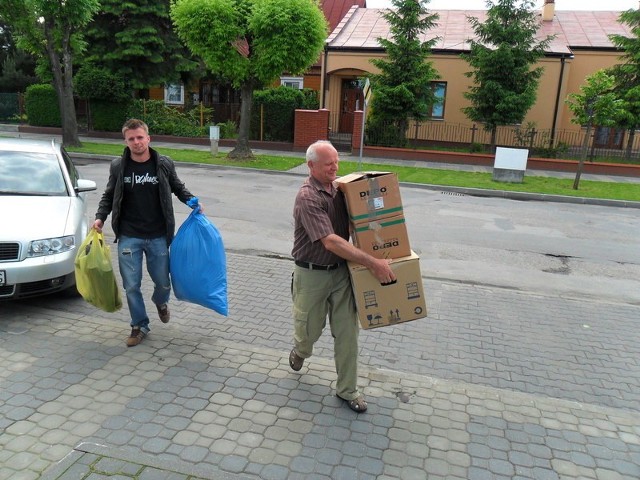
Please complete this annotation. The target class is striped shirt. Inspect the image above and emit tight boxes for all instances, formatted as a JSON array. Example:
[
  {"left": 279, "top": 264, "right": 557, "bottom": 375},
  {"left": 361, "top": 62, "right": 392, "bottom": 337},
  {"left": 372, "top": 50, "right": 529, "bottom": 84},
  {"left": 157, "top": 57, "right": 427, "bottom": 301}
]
[{"left": 292, "top": 175, "right": 350, "bottom": 265}]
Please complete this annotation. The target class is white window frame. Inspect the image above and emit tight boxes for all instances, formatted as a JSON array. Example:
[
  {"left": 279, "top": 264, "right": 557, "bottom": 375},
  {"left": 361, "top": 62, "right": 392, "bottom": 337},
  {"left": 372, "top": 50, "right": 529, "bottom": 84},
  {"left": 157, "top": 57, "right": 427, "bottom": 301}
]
[
  {"left": 280, "top": 77, "right": 304, "bottom": 89},
  {"left": 164, "top": 83, "right": 185, "bottom": 105}
]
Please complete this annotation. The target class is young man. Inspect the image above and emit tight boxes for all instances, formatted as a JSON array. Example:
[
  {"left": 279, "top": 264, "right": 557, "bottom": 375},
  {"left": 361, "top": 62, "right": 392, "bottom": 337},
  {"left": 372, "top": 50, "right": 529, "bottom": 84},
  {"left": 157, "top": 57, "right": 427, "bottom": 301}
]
[
  {"left": 93, "top": 118, "right": 201, "bottom": 347},
  {"left": 290, "top": 140, "right": 396, "bottom": 413}
]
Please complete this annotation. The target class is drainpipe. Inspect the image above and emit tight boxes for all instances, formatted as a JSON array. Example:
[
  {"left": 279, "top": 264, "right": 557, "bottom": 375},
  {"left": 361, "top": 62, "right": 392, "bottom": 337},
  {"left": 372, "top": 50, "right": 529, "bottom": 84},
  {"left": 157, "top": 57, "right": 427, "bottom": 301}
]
[
  {"left": 550, "top": 54, "right": 567, "bottom": 148},
  {"left": 321, "top": 44, "right": 328, "bottom": 109}
]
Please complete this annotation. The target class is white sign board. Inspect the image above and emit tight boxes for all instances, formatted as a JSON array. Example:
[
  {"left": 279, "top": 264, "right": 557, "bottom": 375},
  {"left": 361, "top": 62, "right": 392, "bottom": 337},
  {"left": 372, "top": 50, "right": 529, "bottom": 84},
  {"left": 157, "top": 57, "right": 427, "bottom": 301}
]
[{"left": 494, "top": 147, "right": 528, "bottom": 171}]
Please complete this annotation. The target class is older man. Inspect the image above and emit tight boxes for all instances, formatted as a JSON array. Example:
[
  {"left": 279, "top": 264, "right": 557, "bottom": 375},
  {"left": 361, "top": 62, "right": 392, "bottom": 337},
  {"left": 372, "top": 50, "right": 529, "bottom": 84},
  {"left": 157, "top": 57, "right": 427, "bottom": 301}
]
[{"left": 289, "top": 140, "right": 396, "bottom": 413}]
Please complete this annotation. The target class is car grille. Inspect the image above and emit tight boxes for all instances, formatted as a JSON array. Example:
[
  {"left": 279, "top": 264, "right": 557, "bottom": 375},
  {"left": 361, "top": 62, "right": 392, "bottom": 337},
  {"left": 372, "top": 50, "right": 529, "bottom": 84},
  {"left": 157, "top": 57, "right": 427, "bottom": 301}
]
[
  {"left": 0, "top": 242, "right": 20, "bottom": 261},
  {"left": 0, "top": 284, "right": 15, "bottom": 297},
  {"left": 0, "top": 276, "right": 68, "bottom": 299}
]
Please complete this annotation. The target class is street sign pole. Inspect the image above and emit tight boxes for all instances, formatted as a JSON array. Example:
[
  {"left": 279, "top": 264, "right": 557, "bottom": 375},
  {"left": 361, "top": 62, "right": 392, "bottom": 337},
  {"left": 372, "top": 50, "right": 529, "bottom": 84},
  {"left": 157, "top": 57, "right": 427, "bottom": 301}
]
[{"left": 359, "top": 78, "right": 371, "bottom": 172}]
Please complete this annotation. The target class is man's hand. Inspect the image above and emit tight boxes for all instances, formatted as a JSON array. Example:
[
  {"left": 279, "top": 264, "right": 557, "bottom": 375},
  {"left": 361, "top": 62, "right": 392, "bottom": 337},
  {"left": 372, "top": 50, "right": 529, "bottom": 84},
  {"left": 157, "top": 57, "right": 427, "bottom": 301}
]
[
  {"left": 368, "top": 257, "right": 396, "bottom": 285},
  {"left": 92, "top": 219, "right": 103, "bottom": 233}
]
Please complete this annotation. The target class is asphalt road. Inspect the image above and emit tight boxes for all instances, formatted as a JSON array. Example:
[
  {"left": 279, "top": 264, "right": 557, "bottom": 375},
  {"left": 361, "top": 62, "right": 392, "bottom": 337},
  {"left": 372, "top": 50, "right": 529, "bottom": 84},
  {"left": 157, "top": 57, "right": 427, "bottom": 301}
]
[{"left": 76, "top": 159, "right": 640, "bottom": 306}]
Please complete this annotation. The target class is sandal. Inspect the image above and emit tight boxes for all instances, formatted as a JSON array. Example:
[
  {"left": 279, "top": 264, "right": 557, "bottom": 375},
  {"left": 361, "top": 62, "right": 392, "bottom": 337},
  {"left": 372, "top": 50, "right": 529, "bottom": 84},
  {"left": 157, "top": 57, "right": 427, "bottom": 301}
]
[
  {"left": 289, "top": 349, "right": 304, "bottom": 371},
  {"left": 337, "top": 394, "right": 368, "bottom": 413}
]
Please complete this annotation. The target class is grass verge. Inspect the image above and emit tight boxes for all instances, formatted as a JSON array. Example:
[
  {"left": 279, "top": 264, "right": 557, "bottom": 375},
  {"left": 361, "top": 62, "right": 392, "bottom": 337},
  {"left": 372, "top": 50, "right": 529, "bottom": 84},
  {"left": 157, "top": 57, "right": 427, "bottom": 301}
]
[{"left": 68, "top": 142, "right": 640, "bottom": 202}]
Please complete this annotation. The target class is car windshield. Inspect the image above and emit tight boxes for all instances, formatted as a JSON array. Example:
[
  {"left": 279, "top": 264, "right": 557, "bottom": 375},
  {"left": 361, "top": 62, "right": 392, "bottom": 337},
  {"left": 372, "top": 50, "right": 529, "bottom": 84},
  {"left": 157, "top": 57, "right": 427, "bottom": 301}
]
[{"left": 0, "top": 151, "right": 67, "bottom": 196}]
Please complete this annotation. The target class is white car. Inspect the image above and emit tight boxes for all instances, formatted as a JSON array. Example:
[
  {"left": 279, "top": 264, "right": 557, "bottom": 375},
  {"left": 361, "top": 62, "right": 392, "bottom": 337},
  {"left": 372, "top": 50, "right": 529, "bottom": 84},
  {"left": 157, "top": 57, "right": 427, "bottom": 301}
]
[{"left": 0, "top": 137, "right": 97, "bottom": 299}]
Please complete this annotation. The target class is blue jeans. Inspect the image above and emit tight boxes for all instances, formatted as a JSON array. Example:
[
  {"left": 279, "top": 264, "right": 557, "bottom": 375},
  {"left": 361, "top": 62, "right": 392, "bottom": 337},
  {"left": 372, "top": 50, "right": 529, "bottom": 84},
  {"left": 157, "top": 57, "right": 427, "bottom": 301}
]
[{"left": 117, "top": 235, "right": 171, "bottom": 333}]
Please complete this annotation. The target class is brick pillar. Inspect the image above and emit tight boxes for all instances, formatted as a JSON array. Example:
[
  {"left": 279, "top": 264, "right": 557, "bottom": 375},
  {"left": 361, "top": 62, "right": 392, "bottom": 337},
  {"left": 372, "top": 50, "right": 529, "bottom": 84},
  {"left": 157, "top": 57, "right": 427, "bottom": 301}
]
[
  {"left": 294, "top": 109, "right": 330, "bottom": 150},
  {"left": 352, "top": 110, "right": 364, "bottom": 150}
]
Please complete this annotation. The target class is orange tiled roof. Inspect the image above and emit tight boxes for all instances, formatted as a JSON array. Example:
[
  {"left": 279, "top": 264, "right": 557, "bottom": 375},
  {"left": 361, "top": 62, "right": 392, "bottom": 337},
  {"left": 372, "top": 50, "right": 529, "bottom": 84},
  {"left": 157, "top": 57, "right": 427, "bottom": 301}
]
[
  {"left": 321, "top": 0, "right": 367, "bottom": 32},
  {"left": 327, "top": 8, "right": 633, "bottom": 55}
]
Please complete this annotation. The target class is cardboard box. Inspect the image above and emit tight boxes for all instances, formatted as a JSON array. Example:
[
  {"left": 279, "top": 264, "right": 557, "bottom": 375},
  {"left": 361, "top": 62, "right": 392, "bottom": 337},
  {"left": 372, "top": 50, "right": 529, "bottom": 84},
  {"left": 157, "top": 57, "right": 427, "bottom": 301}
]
[
  {"left": 336, "top": 171, "right": 403, "bottom": 223},
  {"left": 352, "top": 214, "right": 411, "bottom": 259},
  {"left": 348, "top": 251, "right": 427, "bottom": 329}
]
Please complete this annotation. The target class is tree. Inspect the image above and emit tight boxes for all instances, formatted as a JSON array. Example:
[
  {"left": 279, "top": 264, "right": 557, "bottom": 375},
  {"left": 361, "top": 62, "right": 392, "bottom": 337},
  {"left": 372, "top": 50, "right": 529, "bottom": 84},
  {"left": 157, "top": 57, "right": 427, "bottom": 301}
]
[
  {"left": 0, "top": 0, "right": 99, "bottom": 146},
  {"left": 566, "top": 70, "right": 623, "bottom": 190},
  {"left": 0, "top": 22, "right": 38, "bottom": 92},
  {"left": 608, "top": 8, "right": 640, "bottom": 160},
  {"left": 83, "top": 0, "right": 198, "bottom": 92},
  {"left": 171, "top": 0, "right": 327, "bottom": 159},
  {"left": 462, "top": 0, "right": 553, "bottom": 152},
  {"left": 367, "top": 0, "right": 440, "bottom": 148}
]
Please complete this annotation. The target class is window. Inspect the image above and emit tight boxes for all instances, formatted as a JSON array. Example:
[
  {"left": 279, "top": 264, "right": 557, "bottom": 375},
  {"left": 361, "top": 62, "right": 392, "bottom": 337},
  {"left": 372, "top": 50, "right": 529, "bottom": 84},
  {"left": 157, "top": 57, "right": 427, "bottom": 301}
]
[
  {"left": 280, "top": 77, "right": 303, "bottom": 89},
  {"left": 430, "top": 82, "right": 446, "bottom": 119},
  {"left": 164, "top": 83, "right": 184, "bottom": 105}
]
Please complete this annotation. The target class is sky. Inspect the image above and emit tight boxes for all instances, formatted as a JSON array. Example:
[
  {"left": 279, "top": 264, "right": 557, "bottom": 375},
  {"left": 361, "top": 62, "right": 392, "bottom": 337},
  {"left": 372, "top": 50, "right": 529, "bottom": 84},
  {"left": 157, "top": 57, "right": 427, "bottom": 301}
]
[{"left": 365, "top": 0, "right": 638, "bottom": 10}]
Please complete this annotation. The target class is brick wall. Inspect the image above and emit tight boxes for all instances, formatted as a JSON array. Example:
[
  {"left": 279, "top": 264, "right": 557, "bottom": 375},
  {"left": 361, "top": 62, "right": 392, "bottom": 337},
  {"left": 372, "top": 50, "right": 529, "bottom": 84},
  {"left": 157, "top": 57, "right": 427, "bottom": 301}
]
[
  {"left": 293, "top": 109, "right": 330, "bottom": 150},
  {"left": 352, "top": 110, "right": 364, "bottom": 150}
]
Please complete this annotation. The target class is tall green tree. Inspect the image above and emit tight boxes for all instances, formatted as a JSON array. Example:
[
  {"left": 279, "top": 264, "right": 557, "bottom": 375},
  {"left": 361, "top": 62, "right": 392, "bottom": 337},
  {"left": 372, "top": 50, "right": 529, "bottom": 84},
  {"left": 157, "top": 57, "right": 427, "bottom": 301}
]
[
  {"left": 83, "top": 0, "right": 198, "bottom": 92},
  {"left": 171, "top": 0, "right": 327, "bottom": 159},
  {"left": 368, "top": 0, "right": 440, "bottom": 147},
  {"left": 462, "top": 0, "right": 553, "bottom": 152},
  {"left": 608, "top": 8, "right": 640, "bottom": 160},
  {"left": 0, "top": 22, "right": 38, "bottom": 92},
  {"left": 0, "top": 0, "right": 99, "bottom": 146},
  {"left": 566, "top": 70, "right": 623, "bottom": 190}
]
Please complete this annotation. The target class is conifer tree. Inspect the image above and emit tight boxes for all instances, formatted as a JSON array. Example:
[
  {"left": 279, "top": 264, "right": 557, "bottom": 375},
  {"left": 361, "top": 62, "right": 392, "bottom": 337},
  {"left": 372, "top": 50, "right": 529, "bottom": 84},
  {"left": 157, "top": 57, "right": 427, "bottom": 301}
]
[
  {"left": 608, "top": 8, "right": 640, "bottom": 160},
  {"left": 83, "top": 0, "right": 198, "bottom": 91},
  {"left": 368, "top": 0, "right": 440, "bottom": 147},
  {"left": 462, "top": 0, "right": 553, "bottom": 152}
]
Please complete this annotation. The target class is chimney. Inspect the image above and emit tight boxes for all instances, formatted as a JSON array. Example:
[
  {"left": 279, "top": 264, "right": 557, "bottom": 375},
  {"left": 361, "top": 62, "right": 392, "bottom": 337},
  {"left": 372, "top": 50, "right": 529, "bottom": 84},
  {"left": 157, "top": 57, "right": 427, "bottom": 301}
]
[{"left": 542, "top": 0, "right": 555, "bottom": 22}]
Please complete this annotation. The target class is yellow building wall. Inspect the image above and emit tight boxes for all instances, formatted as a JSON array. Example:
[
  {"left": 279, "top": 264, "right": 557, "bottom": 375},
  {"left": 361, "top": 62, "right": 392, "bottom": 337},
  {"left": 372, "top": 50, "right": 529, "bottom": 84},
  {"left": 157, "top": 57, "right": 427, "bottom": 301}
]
[{"left": 322, "top": 48, "right": 622, "bottom": 141}]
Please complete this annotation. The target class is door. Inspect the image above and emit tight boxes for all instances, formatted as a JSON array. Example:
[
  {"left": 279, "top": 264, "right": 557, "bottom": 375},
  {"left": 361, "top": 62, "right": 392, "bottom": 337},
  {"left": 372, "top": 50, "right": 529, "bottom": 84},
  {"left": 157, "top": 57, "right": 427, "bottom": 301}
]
[{"left": 338, "top": 79, "right": 364, "bottom": 134}]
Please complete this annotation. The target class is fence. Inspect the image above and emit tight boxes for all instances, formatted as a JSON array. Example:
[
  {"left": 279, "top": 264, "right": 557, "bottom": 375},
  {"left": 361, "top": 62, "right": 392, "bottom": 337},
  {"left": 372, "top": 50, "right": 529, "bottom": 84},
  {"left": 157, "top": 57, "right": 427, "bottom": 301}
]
[{"left": 366, "top": 119, "right": 640, "bottom": 163}]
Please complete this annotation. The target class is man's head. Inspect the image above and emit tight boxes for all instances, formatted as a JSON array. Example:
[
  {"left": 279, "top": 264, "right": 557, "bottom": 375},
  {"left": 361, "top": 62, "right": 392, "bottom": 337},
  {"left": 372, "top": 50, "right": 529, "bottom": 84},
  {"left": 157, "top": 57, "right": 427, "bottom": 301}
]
[
  {"left": 122, "top": 118, "right": 151, "bottom": 160},
  {"left": 306, "top": 140, "right": 339, "bottom": 187},
  {"left": 122, "top": 118, "right": 149, "bottom": 136}
]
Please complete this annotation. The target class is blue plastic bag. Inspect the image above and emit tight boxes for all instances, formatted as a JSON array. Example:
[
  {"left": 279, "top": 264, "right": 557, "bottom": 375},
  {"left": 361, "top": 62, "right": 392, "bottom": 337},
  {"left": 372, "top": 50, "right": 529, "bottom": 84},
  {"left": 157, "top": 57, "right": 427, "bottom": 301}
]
[{"left": 170, "top": 197, "right": 228, "bottom": 316}]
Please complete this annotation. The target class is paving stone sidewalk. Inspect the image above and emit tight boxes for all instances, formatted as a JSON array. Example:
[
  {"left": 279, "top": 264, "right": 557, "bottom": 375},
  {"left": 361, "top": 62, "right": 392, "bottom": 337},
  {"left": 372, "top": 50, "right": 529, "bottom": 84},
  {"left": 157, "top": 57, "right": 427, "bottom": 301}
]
[{"left": 1, "top": 253, "right": 639, "bottom": 480}]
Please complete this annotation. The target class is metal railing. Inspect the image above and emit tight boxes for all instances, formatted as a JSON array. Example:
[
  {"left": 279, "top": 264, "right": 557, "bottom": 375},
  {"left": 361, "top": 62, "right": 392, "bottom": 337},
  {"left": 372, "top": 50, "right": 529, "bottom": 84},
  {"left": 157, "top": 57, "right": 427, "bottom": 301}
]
[{"left": 366, "top": 119, "right": 640, "bottom": 163}]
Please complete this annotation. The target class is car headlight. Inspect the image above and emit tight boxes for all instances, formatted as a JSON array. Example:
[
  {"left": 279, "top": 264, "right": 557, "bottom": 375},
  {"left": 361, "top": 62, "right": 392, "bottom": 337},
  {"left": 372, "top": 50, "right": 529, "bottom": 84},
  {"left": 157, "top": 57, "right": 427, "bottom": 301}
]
[{"left": 28, "top": 236, "right": 75, "bottom": 257}]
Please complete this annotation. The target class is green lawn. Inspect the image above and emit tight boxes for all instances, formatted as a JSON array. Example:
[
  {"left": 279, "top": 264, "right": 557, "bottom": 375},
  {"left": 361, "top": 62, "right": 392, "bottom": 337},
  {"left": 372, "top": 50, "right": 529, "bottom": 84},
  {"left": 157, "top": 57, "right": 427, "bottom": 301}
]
[{"left": 68, "top": 142, "right": 640, "bottom": 203}]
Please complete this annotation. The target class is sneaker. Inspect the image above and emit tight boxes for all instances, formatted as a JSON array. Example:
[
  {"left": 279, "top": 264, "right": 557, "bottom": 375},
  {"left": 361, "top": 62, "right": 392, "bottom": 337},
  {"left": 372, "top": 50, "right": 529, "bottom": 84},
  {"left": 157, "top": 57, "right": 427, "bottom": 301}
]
[
  {"left": 126, "top": 327, "right": 146, "bottom": 347},
  {"left": 157, "top": 303, "right": 170, "bottom": 324}
]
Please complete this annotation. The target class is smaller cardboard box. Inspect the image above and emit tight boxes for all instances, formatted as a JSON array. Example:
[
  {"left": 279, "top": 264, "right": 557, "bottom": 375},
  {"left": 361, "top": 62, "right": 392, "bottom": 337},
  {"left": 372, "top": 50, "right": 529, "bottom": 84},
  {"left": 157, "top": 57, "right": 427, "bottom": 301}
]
[
  {"left": 348, "top": 251, "right": 427, "bottom": 330},
  {"left": 352, "top": 214, "right": 411, "bottom": 260},
  {"left": 336, "top": 171, "right": 403, "bottom": 223}
]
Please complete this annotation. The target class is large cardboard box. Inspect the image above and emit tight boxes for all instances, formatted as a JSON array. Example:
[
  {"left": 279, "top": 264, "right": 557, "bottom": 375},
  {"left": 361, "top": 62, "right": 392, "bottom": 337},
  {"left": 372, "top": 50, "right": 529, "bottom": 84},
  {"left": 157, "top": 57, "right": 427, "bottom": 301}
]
[
  {"left": 352, "top": 214, "right": 411, "bottom": 259},
  {"left": 348, "top": 251, "right": 427, "bottom": 330},
  {"left": 336, "top": 171, "right": 403, "bottom": 223}
]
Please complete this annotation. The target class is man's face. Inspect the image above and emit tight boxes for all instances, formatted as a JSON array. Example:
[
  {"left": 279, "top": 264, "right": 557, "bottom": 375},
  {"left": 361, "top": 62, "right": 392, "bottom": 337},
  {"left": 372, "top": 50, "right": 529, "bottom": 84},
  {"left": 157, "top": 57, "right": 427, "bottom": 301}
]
[
  {"left": 309, "top": 145, "right": 339, "bottom": 185},
  {"left": 124, "top": 127, "right": 151, "bottom": 157}
]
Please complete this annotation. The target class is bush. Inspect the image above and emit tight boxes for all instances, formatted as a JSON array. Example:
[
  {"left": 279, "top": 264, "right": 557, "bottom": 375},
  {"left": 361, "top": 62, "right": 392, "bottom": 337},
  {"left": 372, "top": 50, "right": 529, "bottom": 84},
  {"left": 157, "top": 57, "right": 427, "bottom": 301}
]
[
  {"left": 469, "top": 142, "right": 486, "bottom": 153},
  {"left": 251, "top": 86, "right": 312, "bottom": 142},
  {"left": 0, "top": 93, "right": 20, "bottom": 121},
  {"left": 91, "top": 100, "right": 132, "bottom": 132},
  {"left": 218, "top": 120, "right": 237, "bottom": 139},
  {"left": 74, "top": 65, "right": 129, "bottom": 102},
  {"left": 24, "top": 84, "right": 61, "bottom": 127},
  {"left": 126, "top": 99, "right": 208, "bottom": 137}
]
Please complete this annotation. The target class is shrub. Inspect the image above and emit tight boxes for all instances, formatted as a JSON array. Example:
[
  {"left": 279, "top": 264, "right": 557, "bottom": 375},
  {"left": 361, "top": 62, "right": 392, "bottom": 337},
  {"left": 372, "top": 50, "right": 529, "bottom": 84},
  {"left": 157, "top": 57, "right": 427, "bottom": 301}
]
[
  {"left": 251, "top": 86, "right": 310, "bottom": 142},
  {"left": 218, "top": 120, "right": 238, "bottom": 139},
  {"left": 24, "top": 84, "right": 61, "bottom": 127},
  {"left": 126, "top": 99, "right": 208, "bottom": 137},
  {"left": 91, "top": 100, "right": 131, "bottom": 132}
]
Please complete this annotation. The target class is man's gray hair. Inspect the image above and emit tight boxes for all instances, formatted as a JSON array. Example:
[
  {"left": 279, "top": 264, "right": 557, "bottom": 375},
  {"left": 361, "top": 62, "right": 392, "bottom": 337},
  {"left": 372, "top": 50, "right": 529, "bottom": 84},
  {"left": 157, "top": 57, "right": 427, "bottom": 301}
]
[{"left": 306, "top": 140, "right": 334, "bottom": 163}]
